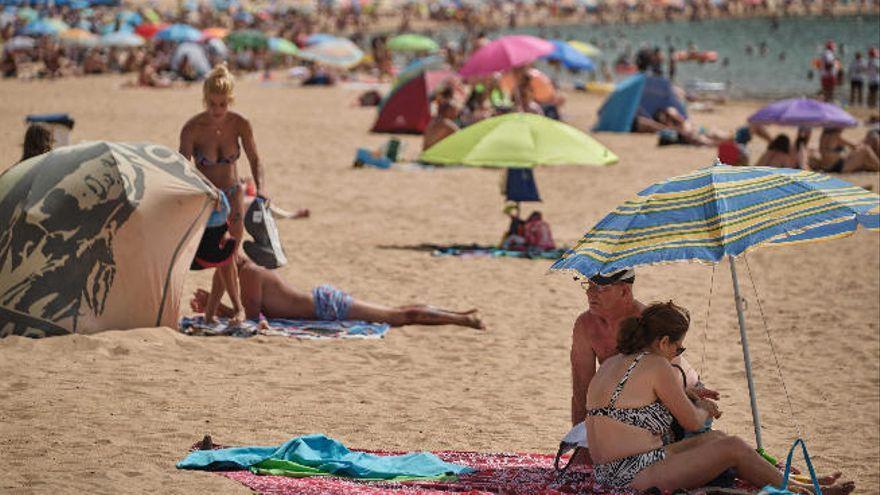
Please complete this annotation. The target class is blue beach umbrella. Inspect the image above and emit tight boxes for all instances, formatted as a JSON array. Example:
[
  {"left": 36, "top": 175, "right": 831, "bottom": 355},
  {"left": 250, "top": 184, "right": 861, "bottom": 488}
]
[
  {"left": 22, "top": 18, "right": 69, "bottom": 36},
  {"left": 155, "top": 23, "right": 201, "bottom": 43},
  {"left": 305, "top": 32, "right": 336, "bottom": 45},
  {"left": 545, "top": 39, "right": 594, "bottom": 71},
  {"left": 551, "top": 164, "right": 879, "bottom": 452},
  {"left": 99, "top": 30, "right": 144, "bottom": 47}
]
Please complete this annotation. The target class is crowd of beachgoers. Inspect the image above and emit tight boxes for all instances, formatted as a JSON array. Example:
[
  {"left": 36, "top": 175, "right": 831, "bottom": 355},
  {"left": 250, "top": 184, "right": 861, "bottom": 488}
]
[{"left": 1, "top": 0, "right": 878, "bottom": 85}]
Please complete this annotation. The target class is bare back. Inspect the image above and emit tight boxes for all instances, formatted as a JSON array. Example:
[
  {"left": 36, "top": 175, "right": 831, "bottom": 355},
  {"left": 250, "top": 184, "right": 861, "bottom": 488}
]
[
  {"left": 236, "top": 261, "right": 314, "bottom": 320},
  {"left": 585, "top": 353, "right": 667, "bottom": 462}
]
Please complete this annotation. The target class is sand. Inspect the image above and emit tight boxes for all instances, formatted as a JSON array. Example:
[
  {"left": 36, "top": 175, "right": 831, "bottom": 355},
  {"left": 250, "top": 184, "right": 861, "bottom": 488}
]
[{"left": 0, "top": 73, "right": 878, "bottom": 494}]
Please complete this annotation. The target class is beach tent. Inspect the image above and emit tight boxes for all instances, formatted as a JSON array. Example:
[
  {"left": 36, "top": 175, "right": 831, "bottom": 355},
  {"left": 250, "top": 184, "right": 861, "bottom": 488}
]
[
  {"left": 0, "top": 142, "right": 217, "bottom": 338},
  {"left": 371, "top": 70, "right": 454, "bottom": 134},
  {"left": 593, "top": 73, "right": 687, "bottom": 132}
]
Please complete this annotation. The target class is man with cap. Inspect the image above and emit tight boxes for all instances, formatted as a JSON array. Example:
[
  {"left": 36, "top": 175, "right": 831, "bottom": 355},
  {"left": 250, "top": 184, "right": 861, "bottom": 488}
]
[{"left": 568, "top": 269, "right": 719, "bottom": 462}]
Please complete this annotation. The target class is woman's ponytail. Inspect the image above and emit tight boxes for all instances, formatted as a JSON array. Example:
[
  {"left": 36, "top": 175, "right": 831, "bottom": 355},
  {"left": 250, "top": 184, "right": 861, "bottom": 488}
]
[{"left": 616, "top": 301, "right": 690, "bottom": 355}]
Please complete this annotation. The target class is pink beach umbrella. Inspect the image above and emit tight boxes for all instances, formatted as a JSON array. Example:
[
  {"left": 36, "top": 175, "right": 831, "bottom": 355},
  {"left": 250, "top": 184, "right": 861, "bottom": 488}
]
[{"left": 459, "top": 35, "right": 554, "bottom": 78}]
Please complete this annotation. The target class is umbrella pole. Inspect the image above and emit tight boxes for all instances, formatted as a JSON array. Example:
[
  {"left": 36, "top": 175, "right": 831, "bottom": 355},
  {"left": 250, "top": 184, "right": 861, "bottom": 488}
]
[{"left": 728, "top": 255, "right": 763, "bottom": 451}]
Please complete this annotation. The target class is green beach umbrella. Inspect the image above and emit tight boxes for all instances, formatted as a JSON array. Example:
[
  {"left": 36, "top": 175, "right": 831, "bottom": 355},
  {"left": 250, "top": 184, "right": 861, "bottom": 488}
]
[
  {"left": 419, "top": 113, "right": 618, "bottom": 168},
  {"left": 387, "top": 34, "right": 439, "bottom": 53},
  {"left": 225, "top": 30, "right": 268, "bottom": 50},
  {"left": 268, "top": 37, "right": 300, "bottom": 56}
]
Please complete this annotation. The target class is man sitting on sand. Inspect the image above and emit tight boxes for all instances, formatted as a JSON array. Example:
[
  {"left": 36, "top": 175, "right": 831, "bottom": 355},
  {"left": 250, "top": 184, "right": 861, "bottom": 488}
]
[
  {"left": 569, "top": 269, "right": 718, "bottom": 460},
  {"left": 191, "top": 255, "right": 484, "bottom": 330},
  {"left": 422, "top": 101, "right": 461, "bottom": 151}
]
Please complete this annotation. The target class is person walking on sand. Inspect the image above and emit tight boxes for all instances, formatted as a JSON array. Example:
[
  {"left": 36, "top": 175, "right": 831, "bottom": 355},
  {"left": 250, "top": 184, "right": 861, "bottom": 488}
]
[
  {"left": 190, "top": 256, "right": 485, "bottom": 330},
  {"left": 180, "top": 64, "right": 268, "bottom": 324}
]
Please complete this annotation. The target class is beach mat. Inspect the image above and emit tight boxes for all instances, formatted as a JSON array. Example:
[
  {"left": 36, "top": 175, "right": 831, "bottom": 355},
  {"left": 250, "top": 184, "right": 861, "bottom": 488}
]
[
  {"left": 429, "top": 244, "right": 566, "bottom": 260},
  {"left": 179, "top": 316, "right": 390, "bottom": 340},
  {"left": 211, "top": 448, "right": 606, "bottom": 495},
  {"left": 189, "top": 440, "right": 757, "bottom": 495}
]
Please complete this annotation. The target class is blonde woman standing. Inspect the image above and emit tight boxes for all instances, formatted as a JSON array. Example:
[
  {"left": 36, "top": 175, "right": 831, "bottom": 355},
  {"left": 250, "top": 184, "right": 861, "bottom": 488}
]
[{"left": 180, "top": 64, "right": 268, "bottom": 324}]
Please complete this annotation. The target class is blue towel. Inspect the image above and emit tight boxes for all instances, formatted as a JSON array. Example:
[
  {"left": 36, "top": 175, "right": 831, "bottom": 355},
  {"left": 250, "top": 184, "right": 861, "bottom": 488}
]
[{"left": 177, "top": 434, "right": 475, "bottom": 479}]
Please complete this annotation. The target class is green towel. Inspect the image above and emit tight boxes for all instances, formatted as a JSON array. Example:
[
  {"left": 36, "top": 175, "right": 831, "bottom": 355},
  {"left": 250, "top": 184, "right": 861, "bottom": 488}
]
[{"left": 250, "top": 458, "right": 459, "bottom": 482}]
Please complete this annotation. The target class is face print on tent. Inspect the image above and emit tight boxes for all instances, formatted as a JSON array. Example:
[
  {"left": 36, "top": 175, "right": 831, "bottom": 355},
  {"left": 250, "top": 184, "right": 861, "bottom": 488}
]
[{"left": 0, "top": 142, "right": 216, "bottom": 338}]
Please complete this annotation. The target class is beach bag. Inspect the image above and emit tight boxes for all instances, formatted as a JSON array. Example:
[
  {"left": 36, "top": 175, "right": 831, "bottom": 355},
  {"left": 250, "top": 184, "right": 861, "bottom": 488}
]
[
  {"left": 758, "top": 439, "right": 823, "bottom": 495},
  {"left": 243, "top": 197, "right": 288, "bottom": 269},
  {"left": 554, "top": 421, "right": 588, "bottom": 475}
]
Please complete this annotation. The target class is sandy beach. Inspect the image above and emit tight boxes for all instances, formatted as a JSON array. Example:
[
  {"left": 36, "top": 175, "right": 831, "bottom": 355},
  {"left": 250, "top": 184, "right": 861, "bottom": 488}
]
[{"left": 0, "top": 74, "right": 878, "bottom": 494}]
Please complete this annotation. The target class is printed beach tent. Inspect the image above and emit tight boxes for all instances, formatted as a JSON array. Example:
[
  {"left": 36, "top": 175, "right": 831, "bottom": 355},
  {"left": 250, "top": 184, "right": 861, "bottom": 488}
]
[
  {"left": 0, "top": 142, "right": 217, "bottom": 338},
  {"left": 371, "top": 70, "right": 454, "bottom": 134},
  {"left": 593, "top": 73, "right": 687, "bottom": 132}
]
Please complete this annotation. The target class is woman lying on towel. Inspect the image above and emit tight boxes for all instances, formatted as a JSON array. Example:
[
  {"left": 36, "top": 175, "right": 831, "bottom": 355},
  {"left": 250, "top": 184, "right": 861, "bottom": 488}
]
[
  {"left": 190, "top": 255, "right": 485, "bottom": 330},
  {"left": 586, "top": 301, "right": 854, "bottom": 494}
]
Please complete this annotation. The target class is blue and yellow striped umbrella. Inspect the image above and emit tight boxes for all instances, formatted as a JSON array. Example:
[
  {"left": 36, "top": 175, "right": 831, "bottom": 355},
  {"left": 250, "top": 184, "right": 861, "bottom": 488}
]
[
  {"left": 551, "top": 164, "right": 879, "bottom": 278},
  {"left": 552, "top": 164, "right": 878, "bottom": 452}
]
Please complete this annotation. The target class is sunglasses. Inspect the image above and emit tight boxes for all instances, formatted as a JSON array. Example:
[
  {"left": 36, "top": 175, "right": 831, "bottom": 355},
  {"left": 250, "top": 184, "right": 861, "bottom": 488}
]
[
  {"left": 579, "top": 280, "right": 614, "bottom": 293},
  {"left": 674, "top": 346, "right": 686, "bottom": 357}
]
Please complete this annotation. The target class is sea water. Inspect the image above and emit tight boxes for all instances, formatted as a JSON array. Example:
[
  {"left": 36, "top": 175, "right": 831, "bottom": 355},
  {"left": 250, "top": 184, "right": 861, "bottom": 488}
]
[{"left": 460, "top": 14, "right": 880, "bottom": 100}]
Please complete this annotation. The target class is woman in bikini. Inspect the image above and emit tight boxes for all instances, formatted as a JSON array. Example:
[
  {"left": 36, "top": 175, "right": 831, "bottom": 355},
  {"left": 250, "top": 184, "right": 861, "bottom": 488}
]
[
  {"left": 586, "top": 301, "right": 854, "bottom": 494},
  {"left": 179, "top": 63, "right": 268, "bottom": 324},
  {"left": 810, "top": 128, "right": 879, "bottom": 174}
]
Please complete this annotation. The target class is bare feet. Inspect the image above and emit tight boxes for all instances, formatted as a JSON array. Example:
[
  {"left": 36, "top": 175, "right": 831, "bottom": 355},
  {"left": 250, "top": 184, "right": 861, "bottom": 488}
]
[
  {"left": 229, "top": 307, "right": 245, "bottom": 326},
  {"left": 190, "top": 289, "right": 210, "bottom": 313},
  {"left": 816, "top": 481, "right": 855, "bottom": 495},
  {"left": 464, "top": 312, "right": 485, "bottom": 330}
]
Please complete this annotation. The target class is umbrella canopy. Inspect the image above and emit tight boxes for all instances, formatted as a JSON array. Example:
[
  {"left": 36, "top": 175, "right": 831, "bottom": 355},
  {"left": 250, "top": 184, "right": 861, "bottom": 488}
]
[
  {"left": 135, "top": 22, "right": 167, "bottom": 39},
  {"left": 567, "top": 40, "right": 601, "bottom": 57},
  {"left": 59, "top": 27, "right": 98, "bottom": 47},
  {"left": 747, "top": 97, "right": 858, "bottom": 128},
  {"left": 387, "top": 33, "right": 439, "bottom": 53},
  {"left": 552, "top": 165, "right": 879, "bottom": 276},
  {"left": 155, "top": 23, "right": 201, "bottom": 43},
  {"left": 201, "top": 27, "right": 229, "bottom": 40},
  {"left": 225, "top": 29, "right": 268, "bottom": 50},
  {"left": 16, "top": 7, "right": 38, "bottom": 22},
  {"left": 550, "top": 164, "right": 879, "bottom": 451},
  {"left": 100, "top": 31, "right": 144, "bottom": 47},
  {"left": 459, "top": 35, "right": 554, "bottom": 78},
  {"left": 419, "top": 113, "right": 618, "bottom": 168},
  {"left": 304, "top": 32, "right": 336, "bottom": 45},
  {"left": 22, "top": 18, "right": 69, "bottom": 36},
  {"left": 545, "top": 39, "right": 594, "bottom": 71},
  {"left": 0, "top": 141, "right": 217, "bottom": 338},
  {"left": 298, "top": 38, "right": 364, "bottom": 69},
  {"left": 268, "top": 37, "right": 299, "bottom": 56},
  {"left": 3, "top": 35, "right": 35, "bottom": 51},
  {"left": 172, "top": 42, "right": 210, "bottom": 77}
]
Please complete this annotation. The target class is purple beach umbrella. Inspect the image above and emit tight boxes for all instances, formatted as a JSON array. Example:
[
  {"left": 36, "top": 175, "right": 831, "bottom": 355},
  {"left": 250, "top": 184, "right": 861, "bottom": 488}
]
[{"left": 747, "top": 97, "right": 858, "bottom": 128}]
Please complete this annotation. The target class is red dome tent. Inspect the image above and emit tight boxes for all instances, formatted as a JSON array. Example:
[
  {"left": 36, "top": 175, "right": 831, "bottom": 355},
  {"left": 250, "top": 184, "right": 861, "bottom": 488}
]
[{"left": 371, "top": 70, "right": 454, "bottom": 134}]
